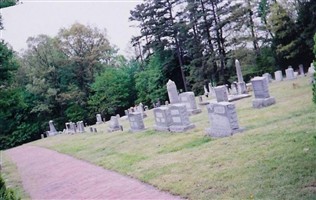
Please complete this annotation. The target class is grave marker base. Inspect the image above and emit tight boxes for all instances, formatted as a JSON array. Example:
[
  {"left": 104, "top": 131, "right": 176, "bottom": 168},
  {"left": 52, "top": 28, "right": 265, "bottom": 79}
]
[{"left": 252, "top": 97, "right": 276, "bottom": 108}]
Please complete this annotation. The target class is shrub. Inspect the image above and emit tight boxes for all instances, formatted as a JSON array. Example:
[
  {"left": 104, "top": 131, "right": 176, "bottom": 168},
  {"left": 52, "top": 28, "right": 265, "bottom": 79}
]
[{"left": 0, "top": 175, "right": 20, "bottom": 200}]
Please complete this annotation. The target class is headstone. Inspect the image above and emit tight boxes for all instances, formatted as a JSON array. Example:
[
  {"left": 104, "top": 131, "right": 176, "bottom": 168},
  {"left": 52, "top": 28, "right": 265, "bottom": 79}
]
[
  {"left": 208, "top": 83, "right": 215, "bottom": 97},
  {"left": 214, "top": 85, "right": 229, "bottom": 102},
  {"left": 89, "top": 127, "right": 93, "bottom": 132},
  {"left": 48, "top": 120, "right": 57, "bottom": 136},
  {"left": 198, "top": 95, "right": 210, "bottom": 106},
  {"left": 308, "top": 63, "right": 315, "bottom": 74},
  {"left": 156, "top": 99, "right": 161, "bottom": 107},
  {"left": 165, "top": 101, "right": 169, "bottom": 106},
  {"left": 299, "top": 64, "right": 304, "bottom": 76},
  {"left": 153, "top": 107, "right": 172, "bottom": 131},
  {"left": 108, "top": 116, "right": 121, "bottom": 132},
  {"left": 76, "top": 121, "right": 85, "bottom": 133},
  {"left": 246, "top": 83, "right": 253, "bottom": 92},
  {"left": 169, "top": 104, "right": 195, "bottom": 132},
  {"left": 274, "top": 70, "right": 283, "bottom": 81},
  {"left": 205, "top": 102, "right": 243, "bottom": 137},
  {"left": 128, "top": 112, "right": 145, "bottom": 132},
  {"left": 96, "top": 114, "right": 103, "bottom": 124},
  {"left": 94, "top": 128, "right": 97, "bottom": 132},
  {"left": 235, "top": 59, "right": 247, "bottom": 94},
  {"left": 179, "top": 92, "right": 202, "bottom": 115},
  {"left": 70, "top": 122, "right": 76, "bottom": 133},
  {"left": 124, "top": 110, "right": 129, "bottom": 116},
  {"left": 166, "top": 79, "right": 180, "bottom": 104},
  {"left": 231, "top": 82, "right": 238, "bottom": 95},
  {"left": 262, "top": 73, "right": 272, "bottom": 83},
  {"left": 308, "top": 63, "right": 315, "bottom": 84},
  {"left": 251, "top": 77, "right": 276, "bottom": 108},
  {"left": 137, "top": 102, "right": 147, "bottom": 118},
  {"left": 41, "top": 134, "right": 44, "bottom": 139},
  {"left": 65, "top": 122, "right": 75, "bottom": 134},
  {"left": 294, "top": 72, "right": 299, "bottom": 78},
  {"left": 203, "top": 85, "right": 208, "bottom": 96},
  {"left": 285, "top": 67, "right": 295, "bottom": 80}
]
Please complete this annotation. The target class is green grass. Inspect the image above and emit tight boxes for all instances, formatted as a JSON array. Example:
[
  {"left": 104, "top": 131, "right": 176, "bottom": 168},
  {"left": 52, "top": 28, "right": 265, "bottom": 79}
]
[
  {"left": 1, "top": 153, "right": 30, "bottom": 200},
  {"left": 6, "top": 76, "right": 316, "bottom": 199}
]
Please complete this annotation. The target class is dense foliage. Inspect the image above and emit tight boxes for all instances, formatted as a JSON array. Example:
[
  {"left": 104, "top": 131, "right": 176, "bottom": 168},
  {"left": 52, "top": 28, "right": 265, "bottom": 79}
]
[
  {"left": 0, "top": 175, "right": 20, "bottom": 200},
  {"left": 0, "top": 0, "right": 316, "bottom": 149}
]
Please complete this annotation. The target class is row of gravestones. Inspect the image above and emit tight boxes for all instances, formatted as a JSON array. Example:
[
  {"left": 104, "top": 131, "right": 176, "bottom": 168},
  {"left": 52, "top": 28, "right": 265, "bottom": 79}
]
[
  {"left": 46, "top": 120, "right": 86, "bottom": 137},
  {"left": 116, "top": 73, "right": 275, "bottom": 137},
  {"left": 47, "top": 60, "right": 311, "bottom": 138},
  {"left": 273, "top": 63, "right": 315, "bottom": 82}
]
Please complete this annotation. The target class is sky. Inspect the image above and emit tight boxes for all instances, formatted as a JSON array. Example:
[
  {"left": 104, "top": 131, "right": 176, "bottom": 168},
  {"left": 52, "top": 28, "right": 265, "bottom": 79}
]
[{"left": 0, "top": 0, "right": 141, "bottom": 56}]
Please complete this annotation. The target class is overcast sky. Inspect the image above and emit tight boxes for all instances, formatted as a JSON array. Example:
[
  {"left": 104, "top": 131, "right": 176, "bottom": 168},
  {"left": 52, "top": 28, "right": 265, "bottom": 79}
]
[{"left": 0, "top": 0, "right": 141, "bottom": 56}]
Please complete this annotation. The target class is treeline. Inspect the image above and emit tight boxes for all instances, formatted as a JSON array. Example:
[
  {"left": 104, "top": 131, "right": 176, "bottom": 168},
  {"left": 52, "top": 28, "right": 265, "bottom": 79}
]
[
  {"left": 130, "top": 0, "right": 316, "bottom": 92},
  {"left": 0, "top": 0, "right": 315, "bottom": 149}
]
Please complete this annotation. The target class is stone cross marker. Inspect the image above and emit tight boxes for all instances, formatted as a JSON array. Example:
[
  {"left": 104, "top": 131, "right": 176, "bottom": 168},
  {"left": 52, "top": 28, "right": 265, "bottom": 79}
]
[
  {"left": 179, "top": 92, "right": 202, "bottom": 115},
  {"left": 108, "top": 116, "right": 121, "bottom": 132},
  {"left": 128, "top": 112, "right": 145, "bottom": 132},
  {"left": 169, "top": 104, "right": 195, "bottom": 132},
  {"left": 96, "top": 114, "right": 103, "bottom": 124},
  {"left": 153, "top": 107, "right": 172, "bottom": 131},
  {"left": 274, "top": 70, "right": 283, "bottom": 81},
  {"left": 214, "top": 85, "right": 229, "bottom": 102},
  {"left": 205, "top": 102, "right": 243, "bottom": 137},
  {"left": 167, "top": 79, "right": 180, "bottom": 104},
  {"left": 251, "top": 77, "right": 276, "bottom": 108},
  {"left": 47, "top": 120, "right": 57, "bottom": 136},
  {"left": 285, "top": 67, "right": 295, "bottom": 80},
  {"left": 235, "top": 59, "right": 247, "bottom": 94}
]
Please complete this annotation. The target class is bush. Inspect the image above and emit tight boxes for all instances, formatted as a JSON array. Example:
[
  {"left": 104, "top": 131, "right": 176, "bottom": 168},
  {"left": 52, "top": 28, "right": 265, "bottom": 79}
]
[{"left": 0, "top": 176, "right": 20, "bottom": 200}]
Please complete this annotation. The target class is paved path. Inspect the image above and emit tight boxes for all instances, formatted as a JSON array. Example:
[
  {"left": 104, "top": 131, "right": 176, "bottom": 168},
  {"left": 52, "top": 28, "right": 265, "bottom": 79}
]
[{"left": 6, "top": 145, "right": 182, "bottom": 200}]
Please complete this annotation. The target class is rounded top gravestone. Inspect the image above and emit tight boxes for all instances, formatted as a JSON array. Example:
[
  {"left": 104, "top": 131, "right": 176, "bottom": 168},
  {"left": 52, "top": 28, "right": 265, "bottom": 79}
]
[{"left": 166, "top": 79, "right": 180, "bottom": 104}]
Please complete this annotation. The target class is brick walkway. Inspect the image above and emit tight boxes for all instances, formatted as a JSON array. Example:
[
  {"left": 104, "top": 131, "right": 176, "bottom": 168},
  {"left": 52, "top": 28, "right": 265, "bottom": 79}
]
[{"left": 6, "top": 145, "right": 182, "bottom": 200}]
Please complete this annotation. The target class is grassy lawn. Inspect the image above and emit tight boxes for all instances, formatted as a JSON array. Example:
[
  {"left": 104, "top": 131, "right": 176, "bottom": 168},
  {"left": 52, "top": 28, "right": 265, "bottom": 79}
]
[
  {"left": 6, "top": 76, "right": 316, "bottom": 199},
  {"left": 1, "top": 152, "right": 30, "bottom": 199}
]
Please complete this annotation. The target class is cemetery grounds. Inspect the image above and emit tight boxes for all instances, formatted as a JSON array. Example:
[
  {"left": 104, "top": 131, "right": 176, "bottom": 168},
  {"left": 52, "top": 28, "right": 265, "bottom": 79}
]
[{"left": 2, "top": 76, "right": 316, "bottom": 200}]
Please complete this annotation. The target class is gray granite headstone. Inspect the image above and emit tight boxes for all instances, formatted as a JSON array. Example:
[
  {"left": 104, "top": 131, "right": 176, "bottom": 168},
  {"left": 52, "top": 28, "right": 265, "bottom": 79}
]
[
  {"left": 169, "top": 104, "right": 195, "bottom": 132},
  {"left": 167, "top": 79, "right": 180, "bottom": 104},
  {"left": 231, "top": 83, "right": 238, "bottom": 95},
  {"left": 308, "top": 63, "right": 315, "bottom": 74},
  {"left": 251, "top": 77, "right": 276, "bottom": 108},
  {"left": 137, "top": 102, "right": 147, "bottom": 118},
  {"left": 285, "top": 67, "right": 295, "bottom": 80},
  {"left": 76, "top": 121, "right": 85, "bottom": 133},
  {"left": 47, "top": 120, "right": 57, "bottom": 136},
  {"left": 262, "top": 73, "right": 272, "bottom": 83},
  {"left": 205, "top": 102, "right": 243, "bottom": 137},
  {"left": 153, "top": 107, "right": 172, "bottom": 131},
  {"left": 214, "top": 85, "right": 229, "bottom": 102},
  {"left": 208, "top": 83, "right": 215, "bottom": 97},
  {"left": 128, "top": 112, "right": 145, "bottom": 132},
  {"left": 235, "top": 59, "right": 247, "bottom": 94},
  {"left": 299, "top": 64, "right": 304, "bottom": 76},
  {"left": 179, "top": 92, "right": 202, "bottom": 115},
  {"left": 108, "top": 116, "right": 121, "bottom": 132},
  {"left": 274, "top": 70, "right": 283, "bottom": 81},
  {"left": 96, "top": 114, "right": 103, "bottom": 124},
  {"left": 308, "top": 63, "right": 315, "bottom": 84}
]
